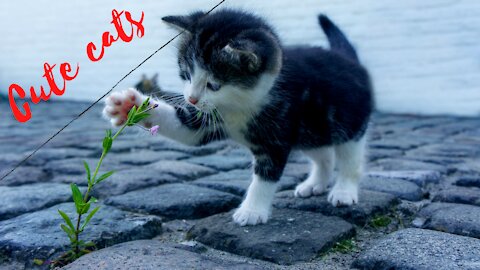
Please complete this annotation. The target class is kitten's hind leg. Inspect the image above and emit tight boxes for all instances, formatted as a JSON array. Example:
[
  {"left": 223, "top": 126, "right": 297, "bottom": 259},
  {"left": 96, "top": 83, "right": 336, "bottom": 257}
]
[
  {"left": 294, "top": 147, "right": 334, "bottom": 198},
  {"left": 328, "top": 136, "right": 366, "bottom": 206}
]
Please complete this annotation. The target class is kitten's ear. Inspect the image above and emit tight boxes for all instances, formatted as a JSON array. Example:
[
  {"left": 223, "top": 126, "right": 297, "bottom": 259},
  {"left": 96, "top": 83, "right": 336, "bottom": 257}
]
[
  {"left": 222, "top": 43, "right": 261, "bottom": 73},
  {"left": 162, "top": 11, "right": 205, "bottom": 32}
]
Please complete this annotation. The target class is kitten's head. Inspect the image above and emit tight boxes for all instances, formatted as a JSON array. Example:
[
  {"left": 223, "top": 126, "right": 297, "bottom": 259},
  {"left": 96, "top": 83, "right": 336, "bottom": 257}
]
[{"left": 162, "top": 9, "right": 282, "bottom": 112}]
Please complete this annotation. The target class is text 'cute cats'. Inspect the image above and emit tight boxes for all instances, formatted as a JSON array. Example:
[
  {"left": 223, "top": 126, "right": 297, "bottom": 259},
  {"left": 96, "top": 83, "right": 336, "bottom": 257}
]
[{"left": 6, "top": 9, "right": 145, "bottom": 123}]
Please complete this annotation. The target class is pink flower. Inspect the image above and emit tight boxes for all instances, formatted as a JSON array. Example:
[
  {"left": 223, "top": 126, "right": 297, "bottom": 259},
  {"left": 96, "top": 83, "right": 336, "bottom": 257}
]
[{"left": 150, "top": 125, "right": 159, "bottom": 136}]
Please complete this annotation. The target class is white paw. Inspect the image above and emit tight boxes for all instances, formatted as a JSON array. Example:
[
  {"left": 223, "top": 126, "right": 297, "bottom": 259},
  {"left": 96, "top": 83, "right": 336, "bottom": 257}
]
[
  {"left": 294, "top": 181, "right": 326, "bottom": 198},
  {"left": 232, "top": 206, "right": 269, "bottom": 226},
  {"left": 103, "top": 88, "right": 144, "bottom": 127},
  {"left": 327, "top": 182, "right": 358, "bottom": 206}
]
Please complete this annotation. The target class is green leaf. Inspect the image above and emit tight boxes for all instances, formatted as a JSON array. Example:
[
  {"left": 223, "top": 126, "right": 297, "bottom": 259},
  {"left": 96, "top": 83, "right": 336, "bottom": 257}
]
[
  {"left": 95, "top": 170, "right": 115, "bottom": 184},
  {"left": 102, "top": 129, "right": 113, "bottom": 153},
  {"left": 132, "top": 113, "right": 150, "bottom": 124},
  {"left": 127, "top": 106, "right": 137, "bottom": 122},
  {"left": 138, "top": 97, "right": 150, "bottom": 112},
  {"left": 83, "top": 161, "right": 91, "bottom": 183},
  {"left": 80, "top": 201, "right": 91, "bottom": 215},
  {"left": 58, "top": 209, "right": 75, "bottom": 231},
  {"left": 88, "top": 196, "right": 98, "bottom": 203},
  {"left": 71, "top": 183, "right": 84, "bottom": 213},
  {"left": 81, "top": 206, "right": 100, "bottom": 231},
  {"left": 33, "top": 259, "right": 44, "bottom": 266},
  {"left": 60, "top": 224, "right": 74, "bottom": 239},
  {"left": 102, "top": 136, "right": 113, "bottom": 153},
  {"left": 84, "top": 241, "right": 96, "bottom": 247}
]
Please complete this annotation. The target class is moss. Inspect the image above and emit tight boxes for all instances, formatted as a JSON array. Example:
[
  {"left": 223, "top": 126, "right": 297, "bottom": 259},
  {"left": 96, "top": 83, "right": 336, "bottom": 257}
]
[
  {"left": 331, "top": 238, "right": 357, "bottom": 254},
  {"left": 370, "top": 215, "right": 392, "bottom": 228}
]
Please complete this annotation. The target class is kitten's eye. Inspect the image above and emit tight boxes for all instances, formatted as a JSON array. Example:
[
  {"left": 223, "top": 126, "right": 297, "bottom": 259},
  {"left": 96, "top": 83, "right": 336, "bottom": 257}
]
[
  {"left": 180, "top": 71, "right": 191, "bottom": 82},
  {"left": 206, "top": 82, "right": 221, "bottom": 92}
]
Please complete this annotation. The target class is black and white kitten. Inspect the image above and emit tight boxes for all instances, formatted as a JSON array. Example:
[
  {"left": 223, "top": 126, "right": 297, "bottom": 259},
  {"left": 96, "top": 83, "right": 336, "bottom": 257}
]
[{"left": 103, "top": 9, "right": 373, "bottom": 226}]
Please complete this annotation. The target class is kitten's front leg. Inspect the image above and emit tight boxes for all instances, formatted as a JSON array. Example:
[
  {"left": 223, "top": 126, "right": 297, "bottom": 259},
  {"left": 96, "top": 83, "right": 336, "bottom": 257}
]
[
  {"left": 232, "top": 174, "right": 278, "bottom": 226},
  {"left": 103, "top": 88, "right": 218, "bottom": 145},
  {"left": 233, "top": 152, "right": 288, "bottom": 226}
]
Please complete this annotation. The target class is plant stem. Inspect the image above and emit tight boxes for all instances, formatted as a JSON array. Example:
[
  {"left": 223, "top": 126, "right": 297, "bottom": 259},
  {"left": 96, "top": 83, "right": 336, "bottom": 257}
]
[
  {"left": 74, "top": 214, "right": 82, "bottom": 255},
  {"left": 112, "top": 125, "right": 127, "bottom": 141},
  {"left": 58, "top": 102, "right": 156, "bottom": 264},
  {"left": 84, "top": 125, "right": 125, "bottom": 201},
  {"left": 73, "top": 124, "right": 126, "bottom": 256}
]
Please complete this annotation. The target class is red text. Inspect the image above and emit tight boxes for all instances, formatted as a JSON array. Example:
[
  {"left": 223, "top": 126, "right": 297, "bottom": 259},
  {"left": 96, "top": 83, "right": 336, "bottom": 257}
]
[
  {"left": 86, "top": 9, "right": 145, "bottom": 61},
  {"left": 8, "top": 62, "right": 79, "bottom": 122}
]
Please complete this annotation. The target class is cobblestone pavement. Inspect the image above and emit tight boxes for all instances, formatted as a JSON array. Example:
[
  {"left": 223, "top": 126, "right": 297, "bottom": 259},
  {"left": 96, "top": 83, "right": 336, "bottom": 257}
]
[{"left": 0, "top": 100, "right": 479, "bottom": 270}]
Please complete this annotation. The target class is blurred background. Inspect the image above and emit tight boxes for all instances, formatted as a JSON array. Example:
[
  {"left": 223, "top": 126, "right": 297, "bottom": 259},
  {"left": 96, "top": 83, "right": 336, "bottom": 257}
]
[{"left": 0, "top": 0, "right": 479, "bottom": 116}]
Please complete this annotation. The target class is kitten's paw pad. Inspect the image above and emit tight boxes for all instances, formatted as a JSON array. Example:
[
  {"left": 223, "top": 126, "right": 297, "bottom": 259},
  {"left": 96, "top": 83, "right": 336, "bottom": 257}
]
[
  {"left": 328, "top": 185, "right": 358, "bottom": 207},
  {"left": 294, "top": 182, "right": 326, "bottom": 198},
  {"left": 232, "top": 207, "right": 269, "bottom": 226},
  {"left": 103, "top": 88, "right": 143, "bottom": 126}
]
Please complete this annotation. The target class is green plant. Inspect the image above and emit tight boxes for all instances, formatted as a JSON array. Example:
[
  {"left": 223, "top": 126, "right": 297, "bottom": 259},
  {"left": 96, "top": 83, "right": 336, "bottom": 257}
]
[
  {"left": 369, "top": 214, "right": 392, "bottom": 228},
  {"left": 50, "top": 98, "right": 156, "bottom": 267},
  {"left": 331, "top": 238, "right": 357, "bottom": 254}
]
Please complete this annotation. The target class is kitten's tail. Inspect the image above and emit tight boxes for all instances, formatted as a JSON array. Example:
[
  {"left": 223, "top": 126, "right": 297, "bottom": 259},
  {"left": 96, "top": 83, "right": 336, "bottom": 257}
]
[{"left": 318, "top": 14, "right": 359, "bottom": 63}]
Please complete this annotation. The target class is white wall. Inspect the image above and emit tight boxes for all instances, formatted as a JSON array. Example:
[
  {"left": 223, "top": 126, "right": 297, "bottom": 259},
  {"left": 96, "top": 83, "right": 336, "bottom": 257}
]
[{"left": 0, "top": 0, "right": 479, "bottom": 116}]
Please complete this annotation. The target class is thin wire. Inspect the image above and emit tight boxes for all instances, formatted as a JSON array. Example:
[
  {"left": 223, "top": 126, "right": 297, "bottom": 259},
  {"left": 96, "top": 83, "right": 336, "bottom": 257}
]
[{"left": 0, "top": 0, "right": 227, "bottom": 182}]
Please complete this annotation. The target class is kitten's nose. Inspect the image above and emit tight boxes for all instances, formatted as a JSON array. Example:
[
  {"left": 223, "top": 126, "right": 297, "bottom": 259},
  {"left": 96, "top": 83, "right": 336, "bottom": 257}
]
[{"left": 188, "top": 96, "right": 199, "bottom": 105}]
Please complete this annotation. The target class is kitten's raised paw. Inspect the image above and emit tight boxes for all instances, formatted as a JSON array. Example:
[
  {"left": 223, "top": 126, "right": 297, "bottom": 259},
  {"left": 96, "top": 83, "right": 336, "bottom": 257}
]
[
  {"left": 232, "top": 207, "right": 269, "bottom": 226},
  {"left": 294, "top": 181, "right": 326, "bottom": 198},
  {"left": 103, "top": 88, "right": 143, "bottom": 126},
  {"left": 327, "top": 183, "right": 358, "bottom": 207}
]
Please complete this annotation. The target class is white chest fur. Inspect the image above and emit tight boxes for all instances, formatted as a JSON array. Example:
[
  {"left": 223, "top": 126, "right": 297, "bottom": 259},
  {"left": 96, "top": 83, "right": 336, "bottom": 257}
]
[
  {"left": 221, "top": 110, "right": 252, "bottom": 146},
  {"left": 210, "top": 74, "right": 277, "bottom": 147}
]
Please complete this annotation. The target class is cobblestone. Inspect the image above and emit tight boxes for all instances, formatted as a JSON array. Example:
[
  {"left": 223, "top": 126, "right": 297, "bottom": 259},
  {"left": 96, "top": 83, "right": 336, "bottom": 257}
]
[
  {"left": 105, "top": 183, "right": 241, "bottom": 220},
  {"left": 112, "top": 150, "right": 190, "bottom": 166},
  {"left": 273, "top": 190, "right": 399, "bottom": 225},
  {"left": 361, "top": 175, "right": 423, "bottom": 201},
  {"left": 188, "top": 209, "right": 355, "bottom": 265},
  {"left": 63, "top": 240, "right": 262, "bottom": 270},
  {"left": 144, "top": 160, "right": 217, "bottom": 180},
  {"left": 415, "top": 202, "right": 480, "bottom": 239},
  {"left": 367, "top": 170, "right": 441, "bottom": 187},
  {"left": 23, "top": 148, "right": 94, "bottom": 166},
  {"left": 370, "top": 158, "right": 449, "bottom": 174},
  {"left": 0, "top": 166, "right": 49, "bottom": 186},
  {"left": 0, "top": 203, "right": 162, "bottom": 267},
  {"left": 353, "top": 228, "right": 480, "bottom": 270},
  {"left": 90, "top": 168, "right": 179, "bottom": 198},
  {"left": 455, "top": 175, "right": 480, "bottom": 188},
  {"left": 0, "top": 101, "right": 479, "bottom": 269},
  {"left": 44, "top": 157, "right": 125, "bottom": 175},
  {"left": 0, "top": 183, "right": 72, "bottom": 220},
  {"left": 433, "top": 185, "right": 480, "bottom": 206},
  {"left": 186, "top": 155, "right": 251, "bottom": 171},
  {"left": 192, "top": 169, "right": 302, "bottom": 196}
]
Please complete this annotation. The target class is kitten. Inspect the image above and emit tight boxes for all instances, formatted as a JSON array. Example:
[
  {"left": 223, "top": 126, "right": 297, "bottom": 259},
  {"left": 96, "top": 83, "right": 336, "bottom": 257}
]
[{"left": 103, "top": 9, "right": 373, "bottom": 226}]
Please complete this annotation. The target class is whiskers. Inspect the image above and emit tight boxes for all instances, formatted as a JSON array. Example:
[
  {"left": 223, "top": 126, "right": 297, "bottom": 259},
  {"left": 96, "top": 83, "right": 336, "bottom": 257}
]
[
  {"left": 198, "top": 102, "right": 228, "bottom": 143},
  {"left": 147, "top": 89, "right": 227, "bottom": 143}
]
